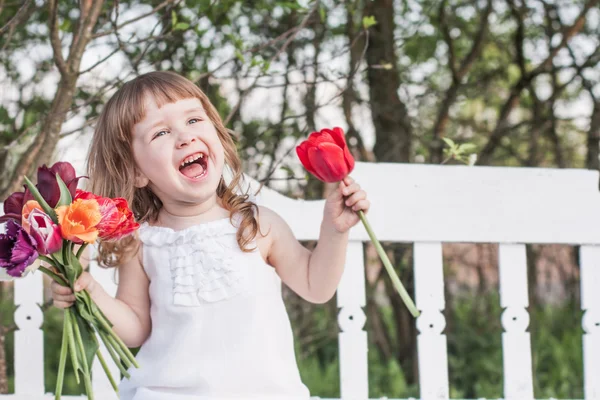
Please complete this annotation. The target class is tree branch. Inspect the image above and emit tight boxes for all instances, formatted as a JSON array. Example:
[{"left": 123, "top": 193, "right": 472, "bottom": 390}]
[
  {"left": 477, "top": 0, "right": 596, "bottom": 165},
  {"left": 0, "top": 0, "right": 32, "bottom": 36},
  {"left": 92, "top": 0, "right": 175, "bottom": 39},
  {"left": 48, "top": 0, "right": 68, "bottom": 76},
  {"left": 438, "top": 0, "right": 457, "bottom": 80},
  {"left": 430, "top": 0, "right": 492, "bottom": 163}
]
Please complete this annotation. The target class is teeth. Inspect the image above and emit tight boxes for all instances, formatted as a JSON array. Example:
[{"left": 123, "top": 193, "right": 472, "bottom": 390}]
[{"left": 180, "top": 153, "right": 205, "bottom": 168}]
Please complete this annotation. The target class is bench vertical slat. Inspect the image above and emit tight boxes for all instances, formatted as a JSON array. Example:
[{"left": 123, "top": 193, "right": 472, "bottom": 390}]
[
  {"left": 14, "top": 270, "right": 45, "bottom": 395},
  {"left": 414, "top": 242, "right": 449, "bottom": 400},
  {"left": 89, "top": 246, "right": 120, "bottom": 399},
  {"left": 499, "top": 244, "right": 534, "bottom": 400},
  {"left": 580, "top": 245, "right": 600, "bottom": 400},
  {"left": 336, "top": 241, "right": 368, "bottom": 399}
]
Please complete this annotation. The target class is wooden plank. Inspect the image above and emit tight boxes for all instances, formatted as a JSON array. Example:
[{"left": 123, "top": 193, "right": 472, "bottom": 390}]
[
  {"left": 337, "top": 241, "right": 368, "bottom": 399},
  {"left": 414, "top": 242, "right": 449, "bottom": 400},
  {"left": 499, "top": 244, "right": 534, "bottom": 400},
  {"left": 580, "top": 245, "right": 600, "bottom": 400},
  {"left": 14, "top": 271, "right": 45, "bottom": 395},
  {"left": 255, "top": 163, "right": 600, "bottom": 245}
]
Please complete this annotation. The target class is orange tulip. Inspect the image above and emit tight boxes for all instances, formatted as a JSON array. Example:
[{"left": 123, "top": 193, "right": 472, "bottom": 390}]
[
  {"left": 55, "top": 199, "right": 102, "bottom": 244},
  {"left": 21, "top": 200, "right": 43, "bottom": 232}
]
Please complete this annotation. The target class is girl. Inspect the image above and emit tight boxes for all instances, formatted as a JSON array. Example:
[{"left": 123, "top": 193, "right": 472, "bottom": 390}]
[{"left": 51, "top": 71, "right": 370, "bottom": 400}]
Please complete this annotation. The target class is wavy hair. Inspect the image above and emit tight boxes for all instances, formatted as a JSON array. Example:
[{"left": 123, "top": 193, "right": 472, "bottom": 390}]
[{"left": 87, "top": 71, "right": 258, "bottom": 267}]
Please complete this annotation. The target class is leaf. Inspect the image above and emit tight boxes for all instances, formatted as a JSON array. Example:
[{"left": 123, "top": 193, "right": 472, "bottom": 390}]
[
  {"left": 235, "top": 50, "right": 245, "bottom": 63},
  {"left": 319, "top": 6, "right": 326, "bottom": 23},
  {"left": 261, "top": 60, "right": 271, "bottom": 73},
  {"left": 174, "top": 22, "right": 189, "bottom": 31},
  {"left": 441, "top": 137, "right": 456, "bottom": 148},
  {"left": 59, "top": 19, "right": 71, "bottom": 32},
  {"left": 362, "top": 16, "right": 377, "bottom": 30},
  {"left": 55, "top": 173, "right": 72, "bottom": 208},
  {"left": 458, "top": 143, "right": 477, "bottom": 153},
  {"left": 171, "top": 10, "right": 177, "bottom": 27},
  {"left": 23, "top": 176, "right": 57, "bottom": 222}
]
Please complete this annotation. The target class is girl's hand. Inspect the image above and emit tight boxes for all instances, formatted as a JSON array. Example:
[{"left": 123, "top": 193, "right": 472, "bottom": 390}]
[
  {"left": 323, "top": 176, "right": 370, "bottom": 234},
  {"left": 50, "top": 271, "right": 97, "bottom": 309}
]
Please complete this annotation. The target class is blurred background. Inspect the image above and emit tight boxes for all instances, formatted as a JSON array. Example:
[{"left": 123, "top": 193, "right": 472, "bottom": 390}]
[{"left": 0, "top": 0, "right": 598, "bottom": 398}]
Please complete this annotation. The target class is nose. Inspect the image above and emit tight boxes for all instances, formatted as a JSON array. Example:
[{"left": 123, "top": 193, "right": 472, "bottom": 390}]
[{"left": 176, "top": 130, "right": 196, "bottom": 149}]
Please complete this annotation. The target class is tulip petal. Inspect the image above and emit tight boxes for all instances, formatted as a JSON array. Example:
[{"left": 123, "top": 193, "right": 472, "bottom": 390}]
[
  {"left": 10, "top": 229, "right": 37, "bottom": 264},
  {"left": 327, "top": 127, "right": 348, "bottom": 149},
  {"left": 0, "top": 236, "right": 13, "bottom": 266},
  {"left": 330, "top": 127, "right": 355, "bottom": 174},
  {"left": 50, "top": 162, "right": 76, "bottom": 185},
  {"left": 4, "top": 191, "right": 25, "bottom": 216},
  {"left": 307, "top": 130, "right": 334, "bottom": 146},
  {"left": 0, "top": 214, "right": 22, "bottom": 224},
  {"left": 307, "top": 143, "right": 349, "bottom": 182},
  {"left": 343, "top": 145, "right": 355, "bottom": 174},
  {"left": 296, "top": 142, "right": 318, "bottom": 176}
]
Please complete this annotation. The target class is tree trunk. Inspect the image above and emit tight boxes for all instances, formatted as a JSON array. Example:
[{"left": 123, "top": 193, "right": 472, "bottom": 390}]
[
  {"left": 365, "top": 0, "right": 412, "bottom": 163},
  {"left": 0, "top": 0, "right": 105, "bottom": 198},
  {"left": 586, "top": 101, "right": 600, "bottom": 171},
  {"left": 365, "top": 0, "right": 418, "bottom": 384}
]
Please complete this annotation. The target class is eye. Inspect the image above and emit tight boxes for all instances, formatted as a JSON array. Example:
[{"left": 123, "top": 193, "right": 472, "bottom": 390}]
[
  {"left": 152, "top": 130, "right": 169, "bottom": 140},
  {"left": 188, "top": 118, "right": 202, "bottom": 124}
]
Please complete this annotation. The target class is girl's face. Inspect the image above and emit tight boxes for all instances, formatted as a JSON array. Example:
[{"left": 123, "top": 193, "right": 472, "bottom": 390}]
[{"left": 131, "top": 95, "right": 225, "bottom": 211}]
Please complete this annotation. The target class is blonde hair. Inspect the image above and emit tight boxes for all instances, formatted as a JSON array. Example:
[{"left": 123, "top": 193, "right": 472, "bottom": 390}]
[{"left": 88, "top": 71, "right": 259, "bottom": 268}]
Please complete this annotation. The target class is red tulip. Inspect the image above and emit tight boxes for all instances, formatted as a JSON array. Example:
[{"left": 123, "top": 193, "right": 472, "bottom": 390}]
[
  {"left": 296, "top": 127, "right": 355, "bottom": 183},
  {"left": 75, "top": 190, "right": 139, "bottom": 241}
]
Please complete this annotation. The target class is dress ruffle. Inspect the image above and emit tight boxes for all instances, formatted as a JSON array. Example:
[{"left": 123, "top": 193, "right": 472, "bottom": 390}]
[{"left": 138, "top": 216, "right": 247, "bottom": 305}]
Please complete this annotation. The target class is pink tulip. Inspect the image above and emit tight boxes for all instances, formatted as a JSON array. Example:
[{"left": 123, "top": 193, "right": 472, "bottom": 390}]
[{"left": 28, "top": 208, "right": 62, "bottom": 255}]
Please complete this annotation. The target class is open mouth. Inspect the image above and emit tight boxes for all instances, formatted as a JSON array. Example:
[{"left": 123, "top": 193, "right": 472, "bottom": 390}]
[{"left": 178, "top": 152, "right": 208, "bottom": 179}]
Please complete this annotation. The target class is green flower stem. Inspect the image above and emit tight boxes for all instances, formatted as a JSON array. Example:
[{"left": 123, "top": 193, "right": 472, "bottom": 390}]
[
  {"left": 64, "top": 309, "right": 81, "bottom": 384},
  {"left": 69, "top": 312, "right": 94, "bottom": 400},
  {"left": 55, "top": 314, "right": 69, "bottom": 400},
  {"left": 76, "top": 243, "right": 88, "bottom": 260},
  {"left": 357, "top": 210, "right": 420, "bottom": 318},
  {"left": 69, "top": 311, "right": 90, "bottom": 373},
  {"left": 103, "top": 333, "right": 132, "bottom": 369},
  {"left": 96, "top": 348, "right": 119, "bottom": 393},
  {"left": 98, "top": 330, "right": 130, "bottom": 379},
  {"left": 38, "top": 265, "right": 68, "bottom": 287},
  {"left": 95, "top": 310, "right": 140, "bottom": 368}
]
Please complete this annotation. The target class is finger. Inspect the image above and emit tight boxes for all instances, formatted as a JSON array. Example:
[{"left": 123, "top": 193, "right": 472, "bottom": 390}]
[
  {"left": 54, "top": 293, "right": 76, "bottom": 303},
  {"left": 53, "top": 300, "right": 73, "bottom": 309},
  {"left": 345, "top": 190, "right": 367, "bottom": 207},
  {"left": 51, "top": 282, "right": 73, "bottom": 295},
  {"left": 74, "top": 272, "right": 93, "bottom": 292},
  {"left": 341, "top": 182, "right": 361, "bottom": 197},
  {"left": 352, "top": 199, "right": 370, "bottom": 212},
  {"left": 343, "top": 176, "right": 354, "bottom": 186}
]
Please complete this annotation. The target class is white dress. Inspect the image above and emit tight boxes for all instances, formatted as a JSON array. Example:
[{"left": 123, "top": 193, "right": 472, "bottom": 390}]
[{"left": 117, "top": 214, "right": 311, "bottom": 400}]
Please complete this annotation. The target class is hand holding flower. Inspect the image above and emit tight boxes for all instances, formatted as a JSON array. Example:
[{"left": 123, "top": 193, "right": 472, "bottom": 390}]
[
  {"left": 324, "top": 176, "right": 370, "bottom": 234},
  {"left": 297, "top": 127, "right": 419, "bottom": 317}
]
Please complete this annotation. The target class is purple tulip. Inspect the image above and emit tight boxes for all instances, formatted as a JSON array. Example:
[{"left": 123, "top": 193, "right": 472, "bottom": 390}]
[
  {"left": 0, "top": 220, "right": 39, "bottom": 278},
  {"left": 0, "top": 190, "right": 33, "bottom": 224},
  {"left": 37, "top": 162, "right": 82, "bottom": 208},
  {"left": 28, "top": 209, "right": 62, "bottom": 255}
]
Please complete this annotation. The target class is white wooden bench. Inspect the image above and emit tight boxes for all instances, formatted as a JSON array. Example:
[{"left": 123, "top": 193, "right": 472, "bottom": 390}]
[{"left": 2, "top": 162, "right": 600, "bottom": 399}]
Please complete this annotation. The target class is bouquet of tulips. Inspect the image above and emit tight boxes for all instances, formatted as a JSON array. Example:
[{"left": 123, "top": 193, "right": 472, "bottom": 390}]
[
  {"left": 296, "top": 127, "right": 420, "bottom": 318},
  {"left": 0, "top": 162, "right": 140, "bottom": 399}
]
